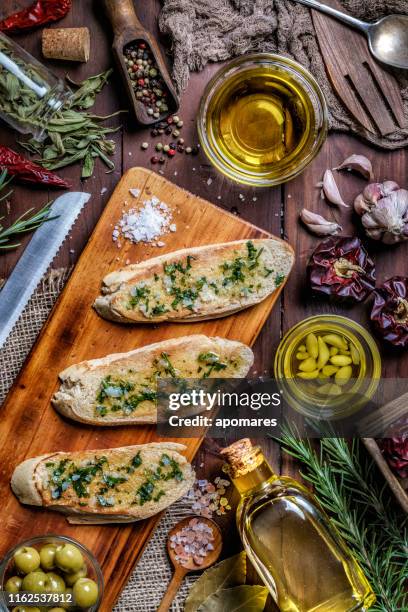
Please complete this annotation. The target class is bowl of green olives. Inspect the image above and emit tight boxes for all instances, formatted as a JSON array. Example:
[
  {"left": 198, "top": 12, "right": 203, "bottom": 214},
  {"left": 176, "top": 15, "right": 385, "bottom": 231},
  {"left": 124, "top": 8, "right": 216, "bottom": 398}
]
[{"left": 0, "top": 535, "right": 103, "bottom": 611}]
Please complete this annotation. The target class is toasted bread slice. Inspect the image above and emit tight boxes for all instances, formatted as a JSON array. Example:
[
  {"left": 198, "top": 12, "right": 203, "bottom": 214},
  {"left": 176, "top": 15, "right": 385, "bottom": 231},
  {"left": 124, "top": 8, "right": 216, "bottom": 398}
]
[
  {"left": 52, "top": 335, "right": 253, "bottom": 425},
  {"left": 11, "top": 443, "right": 194, "bottom": 524},
  {"left": 94, "top": 238, "right": 294, "bottom": 323}
]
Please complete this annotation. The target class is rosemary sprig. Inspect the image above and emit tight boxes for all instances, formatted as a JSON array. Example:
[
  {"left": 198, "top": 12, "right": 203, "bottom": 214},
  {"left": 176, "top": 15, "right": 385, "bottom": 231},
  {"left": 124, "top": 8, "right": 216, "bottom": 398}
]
[
  {"left": 0, "top": 168, "right": 13, "bottom": 204},
  {"left": 0, "top": 204, "right": 53, "bottom": 250},
  {"left": 275, "top": 430, "right": 408, "bottom": 612}
]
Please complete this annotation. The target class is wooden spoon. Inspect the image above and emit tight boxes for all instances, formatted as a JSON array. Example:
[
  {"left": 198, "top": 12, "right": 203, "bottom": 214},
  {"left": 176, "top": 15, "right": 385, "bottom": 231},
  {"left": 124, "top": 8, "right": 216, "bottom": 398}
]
[
  {"left": 102, "top": 0, "right": 179, "bottom": 125},
  {"left": 157, "top": 516, "right": 223, "bottom": 612}
]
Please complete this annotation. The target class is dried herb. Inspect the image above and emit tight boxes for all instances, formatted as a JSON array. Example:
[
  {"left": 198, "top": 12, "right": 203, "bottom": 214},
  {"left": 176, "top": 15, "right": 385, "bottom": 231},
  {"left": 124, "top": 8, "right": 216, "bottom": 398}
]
[
  {"left": 198, "top": 586, "right": 268, "bottom": 612},
  {"left": 276, "top": 432, "right": 408, "bottom": 612},
  {"left": 18, "top": 70, "right": 121, "bottom": 179},
  {"left": 185, "top": 552, "right": 246, "bottom": 612}
]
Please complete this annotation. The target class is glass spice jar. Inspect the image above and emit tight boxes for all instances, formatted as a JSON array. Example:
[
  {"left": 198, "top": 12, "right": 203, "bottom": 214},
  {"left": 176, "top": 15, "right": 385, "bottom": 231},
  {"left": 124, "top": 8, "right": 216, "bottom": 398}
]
[{"left": 0, "top": 31, "right": 72, "bottom": 141}]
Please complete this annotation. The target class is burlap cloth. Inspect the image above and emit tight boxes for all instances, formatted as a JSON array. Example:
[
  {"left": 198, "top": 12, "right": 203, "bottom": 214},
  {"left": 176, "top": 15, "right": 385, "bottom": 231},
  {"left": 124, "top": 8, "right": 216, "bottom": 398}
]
[
  {"left": 159, "top": 0, "right": 408, "bottom": 149},
  {"left": 0, "top": 270, "right": 200, "bottom": 611}
]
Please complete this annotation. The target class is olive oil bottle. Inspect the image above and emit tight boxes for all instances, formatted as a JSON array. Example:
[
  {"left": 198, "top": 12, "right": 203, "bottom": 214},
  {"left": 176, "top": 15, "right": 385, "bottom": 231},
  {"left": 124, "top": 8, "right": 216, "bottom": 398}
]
[{"left": 221, "top": 439, "right": 376, "bottom": 612}]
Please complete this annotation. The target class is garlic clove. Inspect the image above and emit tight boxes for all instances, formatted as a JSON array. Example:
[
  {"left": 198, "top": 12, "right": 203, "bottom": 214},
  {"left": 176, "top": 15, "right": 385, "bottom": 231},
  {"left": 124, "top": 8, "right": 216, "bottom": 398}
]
[
  {"left": 300, "top": 208, "right": 342, "bottom": 236},
  {"left": 322, "top": 169, "right": 349, "bottom": 208},
  {"left": 334, "top": 154, "right": 374, "bottom": 181}
]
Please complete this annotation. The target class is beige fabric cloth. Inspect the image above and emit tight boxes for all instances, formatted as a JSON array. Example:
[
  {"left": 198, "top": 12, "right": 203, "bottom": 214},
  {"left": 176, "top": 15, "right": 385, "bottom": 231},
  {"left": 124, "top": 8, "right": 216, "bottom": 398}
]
[
  {"left": 159, "top": 0, "right": 408, "bottom": 149},
  {"left": 0, "top": 269, "right": 196, "bottom": 611}
]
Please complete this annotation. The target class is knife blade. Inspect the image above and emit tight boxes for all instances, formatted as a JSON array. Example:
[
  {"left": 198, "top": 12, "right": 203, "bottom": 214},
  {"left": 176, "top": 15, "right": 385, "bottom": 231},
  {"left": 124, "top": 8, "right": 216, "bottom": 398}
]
[{"left": 0, "top": 191, "right": 90, "bottom": 349}]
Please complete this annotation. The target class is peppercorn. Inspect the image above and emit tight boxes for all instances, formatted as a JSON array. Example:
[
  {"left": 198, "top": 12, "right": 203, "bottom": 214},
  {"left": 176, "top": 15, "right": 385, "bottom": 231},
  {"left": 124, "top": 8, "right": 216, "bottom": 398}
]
[
  {"left": 178, "top": 138, "right": 184, "bottom": 145},
  {"left": 151, "top": 155, "right": 159, "bottom": 164},
  {"left": 165, "top": 127, "right": 172, "bottom": 135},
  {"left": 156, "top": 143, "right": 163, "bottom": 151},
  {"left": 169, "top": 143, "right": 177, "bottom": 150},
  {"left": 191, "top": 146, "right": 199, "bottom": 155},
  {"left": 177, "top": 145, "right": 184, "bottom": 153},
  {"left": 151, "top": 129, "right": 158, "bottom": 137},
  {"left": 185, "top": 147, "right": 192, "bottom": 154},
  {"left": 173, "top": 129, "right": 180, "bottom": 137},
  {"left": 163, "top": 144, "right": 170, "bottom": 152},
  {"left": 176, "top": 120, "right": 184, "bottom": 128},
  {"left": 167, "top": 117, "right": 173, "bottom": 124},
  {"left": 141, "top": 142, "right": 149, "bottom": 150},
  {"left": 172, "top": 115, "right": 180, "bottom": 123},
  {"left": 167, "top": 149, "right": 176, "bottom": 157},
  {"left": 159, "top": 156, "right": 166, "bottom": 164}
]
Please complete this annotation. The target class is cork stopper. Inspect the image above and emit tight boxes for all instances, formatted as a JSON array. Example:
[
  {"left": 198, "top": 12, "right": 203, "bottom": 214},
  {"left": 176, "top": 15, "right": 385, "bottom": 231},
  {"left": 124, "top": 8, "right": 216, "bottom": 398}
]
[
  {"left": 220, "top": 439, "right": 263, "bottom": 478},
  {"left": 42, "top": 28, "right": 91, "bottom": 63}
]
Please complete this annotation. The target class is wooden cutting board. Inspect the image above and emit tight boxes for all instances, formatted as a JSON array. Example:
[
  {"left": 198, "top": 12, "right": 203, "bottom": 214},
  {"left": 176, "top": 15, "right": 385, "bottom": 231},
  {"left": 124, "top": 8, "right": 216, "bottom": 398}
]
[{"left": 0, "top": 168, "right": 289, "bottom": 611}]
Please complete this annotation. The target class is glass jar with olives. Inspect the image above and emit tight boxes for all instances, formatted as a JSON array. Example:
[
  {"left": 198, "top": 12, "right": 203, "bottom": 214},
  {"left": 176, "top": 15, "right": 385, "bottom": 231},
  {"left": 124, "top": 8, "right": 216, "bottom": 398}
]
[
  {"left": 274, "top": 315, "right": 381, "bottom": 419},
  {"left": 0, "top": 536, "right": 103, "bottom": 612}
]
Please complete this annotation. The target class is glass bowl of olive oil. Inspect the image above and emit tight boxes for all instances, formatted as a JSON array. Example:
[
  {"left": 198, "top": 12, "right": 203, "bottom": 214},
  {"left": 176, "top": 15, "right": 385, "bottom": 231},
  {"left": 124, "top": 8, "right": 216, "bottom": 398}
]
[
  {"left": 198, "top": 54, "right": 328, "bottom": 187},
  {"left": 274, "top": 315, "right": 381, "bottom": 419}
]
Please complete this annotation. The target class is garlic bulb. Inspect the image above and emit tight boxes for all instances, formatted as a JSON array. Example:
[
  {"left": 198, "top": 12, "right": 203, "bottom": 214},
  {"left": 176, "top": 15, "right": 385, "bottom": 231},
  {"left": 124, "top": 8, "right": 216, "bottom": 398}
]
[
  {"left": 300, "top": 209, "right": 342, "bottom": 236},
  {"left": 354, "top": 181, "right": 408, "bottom": 244}
]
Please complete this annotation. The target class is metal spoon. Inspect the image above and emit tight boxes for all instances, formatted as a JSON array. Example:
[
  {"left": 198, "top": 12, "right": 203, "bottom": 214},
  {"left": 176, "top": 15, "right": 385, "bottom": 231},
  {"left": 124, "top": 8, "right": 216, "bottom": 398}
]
[
  {"left": 292, "top": 0, "right": 408, "bottom": 70},
  {"left": 157, "top": 516, "right": 223, "bottom": 612}
]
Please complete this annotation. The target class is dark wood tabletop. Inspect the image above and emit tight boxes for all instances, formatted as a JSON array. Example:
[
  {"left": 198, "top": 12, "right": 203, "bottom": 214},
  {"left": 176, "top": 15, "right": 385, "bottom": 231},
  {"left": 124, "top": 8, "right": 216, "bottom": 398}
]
[{"left": 0, "top": 0, "right": 407, "bottom": 606}]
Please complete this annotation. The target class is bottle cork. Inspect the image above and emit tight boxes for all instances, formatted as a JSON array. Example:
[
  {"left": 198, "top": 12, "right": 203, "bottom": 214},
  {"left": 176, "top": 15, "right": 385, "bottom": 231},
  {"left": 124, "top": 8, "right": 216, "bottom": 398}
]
[
  {"left": 42, "top": 28, "right": 91, "bottom": 63},
  {"left": 220, "top": 439, "right": 262, "bottom": 478}
]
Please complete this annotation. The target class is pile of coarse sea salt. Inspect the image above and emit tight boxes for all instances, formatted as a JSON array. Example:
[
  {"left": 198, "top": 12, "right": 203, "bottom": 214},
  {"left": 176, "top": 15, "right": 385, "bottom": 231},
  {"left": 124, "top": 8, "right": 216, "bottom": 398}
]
[{"left": 112, "top": 188, "right": 176, "bottom": 247}]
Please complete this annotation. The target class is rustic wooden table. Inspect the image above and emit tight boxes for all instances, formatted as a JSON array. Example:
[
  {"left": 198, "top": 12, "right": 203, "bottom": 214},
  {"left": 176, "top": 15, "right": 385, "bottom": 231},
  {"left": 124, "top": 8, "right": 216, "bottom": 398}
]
[{"left": 1, "top": 0, "right": 406, "bottom": 608}]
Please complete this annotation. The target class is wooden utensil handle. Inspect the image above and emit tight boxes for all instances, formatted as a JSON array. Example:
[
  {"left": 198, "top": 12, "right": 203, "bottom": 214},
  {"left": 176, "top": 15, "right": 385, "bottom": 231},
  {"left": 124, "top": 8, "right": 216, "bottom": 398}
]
[
  {"left": 157, "top": 566, "right": 188, "bottom": 612},
  {"left": 103, "top": 0, "right": 143, "bottom": 37}
]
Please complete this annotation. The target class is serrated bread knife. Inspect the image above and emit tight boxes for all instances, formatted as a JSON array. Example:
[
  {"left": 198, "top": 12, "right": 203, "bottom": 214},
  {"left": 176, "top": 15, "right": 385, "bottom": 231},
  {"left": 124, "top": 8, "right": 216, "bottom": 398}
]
[{"left": 0, "top": 192, "right": 91, "bottom": 349}]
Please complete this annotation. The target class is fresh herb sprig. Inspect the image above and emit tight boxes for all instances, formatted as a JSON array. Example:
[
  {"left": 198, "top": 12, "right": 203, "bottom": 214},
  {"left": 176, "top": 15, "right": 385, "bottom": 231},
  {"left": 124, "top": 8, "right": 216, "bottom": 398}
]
[
  {"left": 276, "top": 431, "right": 408, "bottom": 612},
  {"left": 0, "top": 170, "right": 53, "bottom": 250}
]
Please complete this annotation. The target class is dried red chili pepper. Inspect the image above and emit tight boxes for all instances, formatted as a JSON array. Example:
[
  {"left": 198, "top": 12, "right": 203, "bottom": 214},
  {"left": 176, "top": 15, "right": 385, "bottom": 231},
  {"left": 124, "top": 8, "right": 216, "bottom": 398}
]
[
  {"left": 0, "top": 146, "right": 69, "bottom": 188},
  {"left": 371, "top": 277, "right": 408, "bottom": 347},
  {"left": 377, "top": 437, "right": 408, "bottom": 480},
  {"left": 307, "top": 236, "right": 376, "bottom": 303},
  {"left": 0, "top": 0, "right": 72, "bottom": 34}
]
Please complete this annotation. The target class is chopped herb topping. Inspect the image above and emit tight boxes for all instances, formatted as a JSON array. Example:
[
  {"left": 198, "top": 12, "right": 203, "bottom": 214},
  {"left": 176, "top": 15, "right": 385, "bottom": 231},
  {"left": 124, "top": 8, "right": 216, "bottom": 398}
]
[
  {"left": 95, "top": 375, "right": 156, "bottom": 418},
  {"left": 198, "top": 352, "right": 228, "bottom": 378},
  {"left": 275, "top": 273, "right": 285, "bottom": 287},
  {"left": 134, "top": 453, "right": 184, "bottom": 506}
]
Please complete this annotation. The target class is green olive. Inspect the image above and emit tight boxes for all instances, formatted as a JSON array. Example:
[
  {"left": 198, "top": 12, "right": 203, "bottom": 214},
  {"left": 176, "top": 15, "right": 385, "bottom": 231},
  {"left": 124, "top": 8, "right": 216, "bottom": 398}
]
[
  {"left": 62, "top": 587, "right": 75, "bottom": 610},
  {"left": 72, "top": 578, "right": 99, "bottom": 608},
  {"left": 49, "top": 609, "right": 66, "bottom": 612},
  {"left": 64, "top": 564, "right": 88, "bottom": 586},
  {"left": 44, "top": 571, "right": 66, "bottom": 594},
  {"left": 21, "top": 570, "right": 47, "bottom": 593},
  {"left": 12, "top": 608, "right": 41, "bottom": 612},
  {"left": 5, "top": 575, "right": 22, "bottom": 593},
  {"left": 55, "top": 544, "right": 84, "bottom": 574},
  {"left": 13, "top": 546, "right": 41, "bottom": 574},
  {"left": 40, "top": 543, "right": 58, "bottom": 570}
]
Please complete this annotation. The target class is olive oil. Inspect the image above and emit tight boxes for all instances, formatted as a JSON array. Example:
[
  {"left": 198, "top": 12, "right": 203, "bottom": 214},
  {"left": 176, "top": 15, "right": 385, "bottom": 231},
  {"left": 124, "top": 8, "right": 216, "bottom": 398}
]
[
  {"left": 206, "top": 66, "right": 314, "bottom": 180},
  {"left": 221, "top": 440, "right": 376, "bottom": 612}
]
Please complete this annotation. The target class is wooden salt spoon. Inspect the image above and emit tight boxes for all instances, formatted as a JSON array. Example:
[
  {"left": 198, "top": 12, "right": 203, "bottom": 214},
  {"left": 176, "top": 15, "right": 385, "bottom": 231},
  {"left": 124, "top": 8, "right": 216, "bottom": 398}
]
[
  {"left": 157, "top": 516, "right": 223, "bottom": 612},
  {"left": 102, "top": 0, "right": 179, "bottom": 125}
]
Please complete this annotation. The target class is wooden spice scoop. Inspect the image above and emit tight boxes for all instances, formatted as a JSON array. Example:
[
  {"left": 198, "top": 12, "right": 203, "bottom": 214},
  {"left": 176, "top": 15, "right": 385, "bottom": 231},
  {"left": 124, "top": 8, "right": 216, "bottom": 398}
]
[
  {"left": 157, "top": 516, "right": 223, "bottom": 612},
  {"left": 102, "top": 0, "right": 179, "bottom": 125}
]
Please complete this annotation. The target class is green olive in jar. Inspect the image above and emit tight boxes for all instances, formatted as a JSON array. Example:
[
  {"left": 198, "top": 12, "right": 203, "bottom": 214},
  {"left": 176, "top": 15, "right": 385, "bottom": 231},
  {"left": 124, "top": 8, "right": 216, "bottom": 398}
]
[
  {"left": 5, "top": 575, "right": 22, "bottom": 593},
  {"left": 12, "top": 608, "right": 42, "bottom": 612},
  {"left": 13, "top": 546, "right": 41, "bottom": 574},
  {"left": 72, "top": 577, "right": 99, "bottom": 608},
  {"left": 49, "top": 609, "right": 66, "bottom": 612},
  {"left": 21, "top": 570, "right": 47, "bottom": 593},
  {"left": 55, "top": 544, "right": 84, "bottom": 573},
  {"left": 64, "top": 564, "right": 88, "bottom": 586},
  {"left": 44, "top": 571, "right": 66, "bottom": 594},
  {"left": 40, "top": 543, "right": 58, "bottom": 570}
]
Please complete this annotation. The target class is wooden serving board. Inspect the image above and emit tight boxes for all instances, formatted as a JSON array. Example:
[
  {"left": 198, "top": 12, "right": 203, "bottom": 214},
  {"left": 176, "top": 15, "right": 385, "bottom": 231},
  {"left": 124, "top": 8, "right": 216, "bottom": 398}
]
[{"left": 0, "top": 168, "right": 288, "bottom": 610}]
